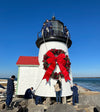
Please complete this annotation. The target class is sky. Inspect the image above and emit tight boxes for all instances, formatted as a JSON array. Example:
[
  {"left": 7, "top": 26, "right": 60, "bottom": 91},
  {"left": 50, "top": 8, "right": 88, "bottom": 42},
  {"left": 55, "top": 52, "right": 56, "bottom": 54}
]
[{"left": 0, "top": 0, "right": 100, "bottom": 78}]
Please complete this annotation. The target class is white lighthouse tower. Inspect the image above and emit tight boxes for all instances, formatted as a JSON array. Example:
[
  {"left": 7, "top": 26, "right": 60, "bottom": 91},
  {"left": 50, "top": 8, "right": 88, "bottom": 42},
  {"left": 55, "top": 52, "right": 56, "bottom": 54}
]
[{"left": 35, "top": 17, "right": 73, "bottom": 97}]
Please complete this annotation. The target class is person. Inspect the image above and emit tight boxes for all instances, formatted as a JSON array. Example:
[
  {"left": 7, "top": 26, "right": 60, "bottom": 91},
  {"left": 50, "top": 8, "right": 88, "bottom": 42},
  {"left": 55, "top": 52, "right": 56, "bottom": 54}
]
[
  {"left": 71, "top": 83, "right": 79, "bottom": 105},
  {"left": 63, "top": 26, "right": 69, "bottom": 37},
  {"left": 41, "top": 23, "right": 46, "bottom": 37},
  {"left": 35, "top": 95, "right": 42, "bottom": 105},
  {"left": 24, "top": 87, "right": 35, "bottom": 108},
  {"left": 6, "top": 75, "right": 15, "bottom": 110},
  {"left": 54, "top": 78, "right": 62, "bottom": 104},
  {"left": 24, "top": 87, "right": 42, "bottom": 105},
  {"left": 24, "top": 87, "right": 35, "bottom": 99},
  {"left": 49, "top": 25, "right": 54, "bottom": 36},
  {"left": 45, "top": 19, "right": 53, "bottom": 36}
]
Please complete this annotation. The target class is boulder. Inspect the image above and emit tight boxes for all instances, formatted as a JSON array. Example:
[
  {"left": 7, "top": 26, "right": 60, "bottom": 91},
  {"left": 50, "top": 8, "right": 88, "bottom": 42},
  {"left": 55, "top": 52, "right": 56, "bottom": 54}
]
[
  {"left": 77, "top": 109, "right": 86, "bottom": 112},
  {"left": 0, "top": 102, "right": 5, "bottom": 110},
  {"left": 77, "top": 104, "right": 90, "bottom": 108},
  {"left": 47, "top": 104, "right": 77, "bottom": 112},
  {"left": 29, "top": 105, "right": 44, "bottom": 112},
  {"left": 79, "top": 93, "right": 100, "bottom": 106},
  {"left": 94, "top": 106, "right": 100, "bottom": 112}
]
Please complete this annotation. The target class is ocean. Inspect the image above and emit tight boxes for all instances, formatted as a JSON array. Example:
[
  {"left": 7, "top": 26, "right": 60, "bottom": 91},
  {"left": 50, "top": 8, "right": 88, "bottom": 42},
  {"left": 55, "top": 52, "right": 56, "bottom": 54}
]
[
  {"left": 0, "top": 77, "right": 100, "bottom": 92},
  {"left": 73, "top": 77, "right": 100, "bottom": 92}
]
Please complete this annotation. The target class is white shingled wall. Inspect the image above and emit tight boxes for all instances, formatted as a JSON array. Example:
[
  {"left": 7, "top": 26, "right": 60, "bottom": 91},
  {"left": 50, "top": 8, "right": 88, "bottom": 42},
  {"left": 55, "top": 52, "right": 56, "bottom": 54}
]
[{"left": 16, "top": 65, "right": 39, "bottom": 95}]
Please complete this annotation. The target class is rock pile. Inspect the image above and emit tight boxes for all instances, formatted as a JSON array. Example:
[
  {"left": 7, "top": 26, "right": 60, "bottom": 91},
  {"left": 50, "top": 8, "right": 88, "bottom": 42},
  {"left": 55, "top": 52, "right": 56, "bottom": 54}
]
[{"left": 0, "top": 85, "right": 100, "bottom": 112}]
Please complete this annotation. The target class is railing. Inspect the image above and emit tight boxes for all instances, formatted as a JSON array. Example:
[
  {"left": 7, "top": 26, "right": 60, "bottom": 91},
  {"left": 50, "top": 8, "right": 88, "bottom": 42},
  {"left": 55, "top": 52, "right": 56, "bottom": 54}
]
[{"left": 37, "top": 28, "right": 71, "bottom": 39}]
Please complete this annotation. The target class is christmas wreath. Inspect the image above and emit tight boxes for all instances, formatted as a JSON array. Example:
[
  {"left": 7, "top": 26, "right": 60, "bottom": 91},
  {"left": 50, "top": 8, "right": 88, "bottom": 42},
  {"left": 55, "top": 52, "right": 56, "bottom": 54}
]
[{"left": 42, "top": 49, "right": 71, "bottom": 82}]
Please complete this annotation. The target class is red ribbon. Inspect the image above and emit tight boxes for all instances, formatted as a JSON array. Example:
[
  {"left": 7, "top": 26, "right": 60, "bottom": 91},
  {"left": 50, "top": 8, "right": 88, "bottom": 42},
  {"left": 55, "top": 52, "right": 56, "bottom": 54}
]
[{"left": 43, "top": 51, "right": 71, "bottom": 82}]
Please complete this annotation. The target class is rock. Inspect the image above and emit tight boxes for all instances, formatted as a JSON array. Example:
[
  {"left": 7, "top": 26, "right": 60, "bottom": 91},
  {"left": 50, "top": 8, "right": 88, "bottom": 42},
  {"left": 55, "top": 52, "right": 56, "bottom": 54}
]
[
  {"left": 79, "top": 93, "right": 100, "bottom": 106},
  {"left": 0, "top": 108, "right": 18, "bottom": 112},
  {"left": 19, "top": 99, "right": 35, "bottom": 107},
  {"left": 45, "top": 98, "right": 51, "bottom": 105},
  {"left": 62, "top": 97, "right": 67, "bottom": 104},
  {"left": 29, "top": 106, "right": 44, "bottom": 112},
  {"left": 76, "top": 106, "right": 94, "bottom": 112},
  {"left": 46, "top": 104, "right": 77, "bottom": 112},
  {"left": 94, "top": 106, "right": 100, "bottom": 112},
  {"left": 19, "top": 99, "right": 28, "bottom": 107},
  {"left": 0, "top": 102, "right": 5, "bottom": 110},
  {"left": 77, "top": 104, "right": 90, "bottom": 108},
  {"left": 87, "top": 106, "right": 94, "bottom": 112},
  {"left": 77, "top": 109, "right": 86, "bottom": 112}
]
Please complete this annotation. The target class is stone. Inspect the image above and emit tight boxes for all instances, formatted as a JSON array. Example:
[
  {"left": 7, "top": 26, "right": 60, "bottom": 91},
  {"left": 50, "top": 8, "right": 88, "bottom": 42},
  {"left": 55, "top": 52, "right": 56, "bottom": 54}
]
[
  {"left": 94, "top": 106, "right": 100, "bottom": 112},
  {"left": 62, "top": 97, "right": 66, "bottom": 104},
  {"left": 0, "top": 102, "right": 5, "bottom": 110},
  {"left": 45, "top": 97, "right": 51, "bottom": 105},
  {"left": 77, "top": 109, "right": 86, "bottom": 112},
  {"left": 87, "top": 106, "right": 94, "bottom": 112},
  {"left": 19, "top": 99, "right": 35, "bottom": 107},
  {"left": 29, "top": 106, "right": 44, "bottom": 112},
  {"left": 78, "top": 104, "right": 90, "bottom": 108},
  {"left": 79, "top": 94, "right": 100, "bottom": 106},
  {"left": 0, "top": 108, "right": 18, "bottom": 112},
  {"left": 47, "top": 104, "right": 77, "bottom": 112},
  {"left": 19, "top": 99, "right": 28, "bottom": 107}
]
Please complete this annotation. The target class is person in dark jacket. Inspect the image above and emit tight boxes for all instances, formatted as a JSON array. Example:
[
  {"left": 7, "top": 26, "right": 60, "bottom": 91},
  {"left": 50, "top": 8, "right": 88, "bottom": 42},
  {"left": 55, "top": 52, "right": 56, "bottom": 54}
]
[
  {"left": 6, "top": 75, "right": 15, "bottom": 109},
  {"left": 63, "top": 26, "right": 69, "bottom": 37},
  {"left": 24, "top": 87, "right": 42, "bottom": 105},
  {"left": 24, "top": 87, "right": 34, "bottom": 99},
  {"left": 35, "top": 95, "right": 42, "bottom": 105},
  {"left": 42, "top": 23, "right": 46, "bottom": 37},
  {"left": 45, "top": 19, "right": 53, "bottom": 36},
  {"left": 71, "top": 83, "right": 79, "bottom": 105}
]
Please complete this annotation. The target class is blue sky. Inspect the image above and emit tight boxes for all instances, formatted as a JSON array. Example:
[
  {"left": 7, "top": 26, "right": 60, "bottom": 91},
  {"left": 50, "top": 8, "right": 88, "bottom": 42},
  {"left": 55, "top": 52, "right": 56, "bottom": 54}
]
[{"left": 0, "top": 0, "right": 100, "bottom": 78}]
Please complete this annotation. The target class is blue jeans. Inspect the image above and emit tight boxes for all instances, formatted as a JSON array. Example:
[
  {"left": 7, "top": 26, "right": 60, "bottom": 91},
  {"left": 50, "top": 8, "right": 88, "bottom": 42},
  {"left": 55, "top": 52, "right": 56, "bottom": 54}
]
[
  {"left": 35, "top": 96, "right": 42, "bottom": 105},
  {"left": 56, "top": 91, "right": 61, "bottom": 103},
  {"left": 6, "top": 94, "right": 13, "bottom": 106},
  {"left": 72, "top": 94, "right": 79, "bottom": 105}
]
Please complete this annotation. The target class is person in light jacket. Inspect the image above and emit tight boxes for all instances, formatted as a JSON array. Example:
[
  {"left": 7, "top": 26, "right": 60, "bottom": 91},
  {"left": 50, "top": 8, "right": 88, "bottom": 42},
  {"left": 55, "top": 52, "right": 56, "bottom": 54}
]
[{"left": 54, "top": 79, "right": 62, "bottom": 104}]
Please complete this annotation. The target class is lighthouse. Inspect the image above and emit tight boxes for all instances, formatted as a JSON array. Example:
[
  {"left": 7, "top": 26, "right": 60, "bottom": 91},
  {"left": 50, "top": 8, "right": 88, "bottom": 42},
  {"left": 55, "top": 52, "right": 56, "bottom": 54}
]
[
  {"left": 35, "top": 17, "right": 73, "bottom": 97},
  {"left": 16, "top": 17, "right": 73, "bottom": 97}
]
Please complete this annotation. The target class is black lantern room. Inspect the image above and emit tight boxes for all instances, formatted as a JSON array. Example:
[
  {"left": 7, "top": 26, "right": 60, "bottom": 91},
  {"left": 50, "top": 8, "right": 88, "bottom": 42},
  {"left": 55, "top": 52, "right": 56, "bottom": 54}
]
[{"left": 36, "top": 17, "right": 72, "bottom": 48}]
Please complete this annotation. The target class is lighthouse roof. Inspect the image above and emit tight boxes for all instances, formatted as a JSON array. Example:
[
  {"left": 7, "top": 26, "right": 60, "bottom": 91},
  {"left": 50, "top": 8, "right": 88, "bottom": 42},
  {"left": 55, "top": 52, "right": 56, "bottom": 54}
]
[{"left": 16, "top": 56, "right": 39, "bottom": 65}]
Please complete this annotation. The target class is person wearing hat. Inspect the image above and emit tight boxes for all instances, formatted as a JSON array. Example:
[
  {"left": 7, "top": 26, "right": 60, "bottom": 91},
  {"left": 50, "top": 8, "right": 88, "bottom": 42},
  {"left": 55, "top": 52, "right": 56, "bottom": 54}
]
[
  {"left": 63, "top": 26, "right": 69, "bottom": 38},
  {"left": 24, "top": 87, "right": 35, "bottom": 99},
  {"left": 41, "top": 23, "right": 46, "bottom": 37},
  {"left": 6, "top": 75, "right": 16, "bottom": 110},
  {"left": 24, "top": 87, "right": 42, "bottom": 105},
  {"left": 71, "top": 83, "right": 79, "bottom": 105},
  {"left": 45, "top": 19, "right": 53, "bottom": 36}
]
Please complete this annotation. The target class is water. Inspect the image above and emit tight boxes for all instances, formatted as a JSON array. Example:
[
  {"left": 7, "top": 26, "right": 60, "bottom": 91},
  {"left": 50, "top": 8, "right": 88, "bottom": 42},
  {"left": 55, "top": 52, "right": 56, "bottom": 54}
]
[
  {"left": 0, "top": 78, "right": 100, "bottom": 92},
  {"left": 0, "top": 78, "right": 17, "bottom": 81},
  {"left": 73, "top": 78, "right": 100, "bottom": 92}
]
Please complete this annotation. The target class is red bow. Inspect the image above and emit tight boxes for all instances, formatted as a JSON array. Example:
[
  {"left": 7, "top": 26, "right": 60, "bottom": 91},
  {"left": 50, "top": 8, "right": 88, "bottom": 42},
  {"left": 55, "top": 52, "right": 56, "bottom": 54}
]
[{"left": 43, "top": 51, "right": 71, "bottom": 82}]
